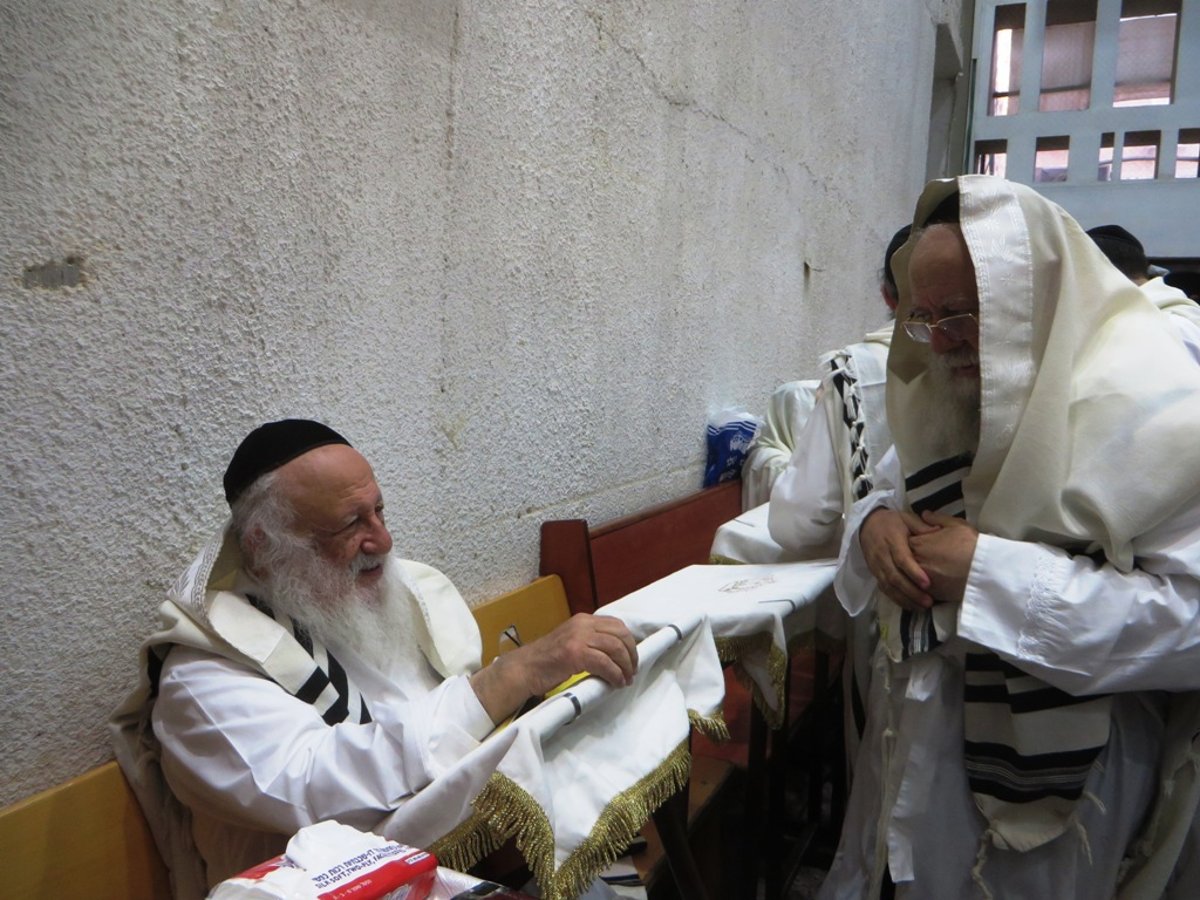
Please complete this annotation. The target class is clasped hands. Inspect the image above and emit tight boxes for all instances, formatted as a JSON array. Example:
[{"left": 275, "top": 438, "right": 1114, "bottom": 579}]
[{"left": 860, "top": 508, "right": 979, "bottom": 611}]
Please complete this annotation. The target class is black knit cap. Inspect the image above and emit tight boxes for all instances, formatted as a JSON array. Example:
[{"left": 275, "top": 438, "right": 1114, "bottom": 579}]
[
  {"left": 1087, "top": 224, "right": 1145, "bottom": 254},
  {"left": 224, "top": 419, "right": 351, "bottom": 505},
  {"left": 1086, "top": 224, "right": 1149, "bottom": 278}
]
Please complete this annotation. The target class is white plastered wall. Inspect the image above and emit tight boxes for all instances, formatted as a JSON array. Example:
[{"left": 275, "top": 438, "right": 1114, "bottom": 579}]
[{"left": 0, "top": 0, "right": 962, "bottom": 804}]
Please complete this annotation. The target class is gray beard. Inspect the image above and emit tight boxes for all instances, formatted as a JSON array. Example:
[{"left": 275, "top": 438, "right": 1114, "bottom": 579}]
[
  {"left": 926, "top": 349, "right": 981, "bottom": 457},
  {"left": 258, "top": 545, "right": 427, "bottom": 678}
]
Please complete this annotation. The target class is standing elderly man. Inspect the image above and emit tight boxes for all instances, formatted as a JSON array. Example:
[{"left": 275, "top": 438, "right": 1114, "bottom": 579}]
[
  {"left": 112, "top": 420, "right": 638, "bottom": 899},
  {"left": 820, "top": 177, "right": 1200, "bottom": 899}
]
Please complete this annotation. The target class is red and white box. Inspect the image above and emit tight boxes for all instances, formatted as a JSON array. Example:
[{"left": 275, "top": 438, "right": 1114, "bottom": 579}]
[{"left": 209, "top": 821, "right": 437, "bottom": 900}]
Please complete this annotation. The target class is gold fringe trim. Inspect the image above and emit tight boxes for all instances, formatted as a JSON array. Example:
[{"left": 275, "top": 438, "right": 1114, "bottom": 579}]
[
  {"left": 708, "top": 554, "right": 744, "bottom": 565},
  {"left": 689, "top": 708, "right": 730, "bottom": 742},
  {"left": 716, "top": 633, "right": 789, "bottom": 729},
  {"left": 468, "top": 740, "right": 693, "bottom": 900},
  {"left": 715, "top": 632, "right": 772, "bottom": 666},
  {"left": 429, "top": 807, "right": 505, "bottom": 873}
]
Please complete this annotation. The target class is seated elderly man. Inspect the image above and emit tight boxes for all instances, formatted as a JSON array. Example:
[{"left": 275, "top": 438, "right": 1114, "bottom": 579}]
[
  {"left": 820, "top": 177, "right": 1200, "bottom": 899},
  {"left": 112, "top": 420, "right": 638, "bottom": 899}
]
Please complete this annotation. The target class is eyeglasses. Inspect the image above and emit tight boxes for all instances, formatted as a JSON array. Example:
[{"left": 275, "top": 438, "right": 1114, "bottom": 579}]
[{"left": 902, "top": 312, "right": 978, "bottom": 344}]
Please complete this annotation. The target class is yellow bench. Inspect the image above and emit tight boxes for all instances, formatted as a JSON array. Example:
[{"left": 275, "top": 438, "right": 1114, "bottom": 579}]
[{"left": 0, "top": 760, "right": 170, "bottom": 900}]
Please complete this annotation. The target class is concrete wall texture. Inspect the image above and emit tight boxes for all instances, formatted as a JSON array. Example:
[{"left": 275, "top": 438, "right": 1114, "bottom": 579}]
[{"left": 0, "top": 0, "right": 963, "bottom": 805}]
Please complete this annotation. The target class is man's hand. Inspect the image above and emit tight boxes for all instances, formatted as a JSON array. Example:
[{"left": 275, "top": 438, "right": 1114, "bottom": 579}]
[
  {"left": 860, "top": 508, "right": 939, "bottom": 610},
  {"left": 908, "top": 511, "right": 979, "bottom": 605},
  {"left": 470, "top": 614, "right": 638, "bottom": 724}
]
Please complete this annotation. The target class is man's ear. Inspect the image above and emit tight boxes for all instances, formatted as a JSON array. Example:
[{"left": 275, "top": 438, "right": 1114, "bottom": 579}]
[{"left": 882, "top": 285, "right": 900, "bottom": 312}]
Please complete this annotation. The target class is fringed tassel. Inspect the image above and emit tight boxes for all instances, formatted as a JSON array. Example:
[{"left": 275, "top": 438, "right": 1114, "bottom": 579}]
[
  {"left": 468, "top": 741, "right": 693, "bottom": 900},
  {"left": 429, "top": 807, "right": 505, "bottom": 873},
  {"left": 971, "top": 829, "right": 996, "bottom": 900},
  {"left": 715, "top": 633, "right": 788, "bottom": 729},
  {"left": 715, "top": 633, "right": 771, "bottom": 666},
  {"left": 1073, "top": 817, "right": 1094, "bottom": 866},
  {"left": 690, "top": 708, "right": 730, "bottom": 742}
]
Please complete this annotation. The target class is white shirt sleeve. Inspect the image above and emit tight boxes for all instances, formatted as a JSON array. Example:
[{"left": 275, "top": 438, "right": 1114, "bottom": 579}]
[
  {"left": 767, "top": 386, "right": 844, "bottom": 557},
  {"left": 958, "top": 499, "right": 1200, "bottom": 695},
  {"left": 152, "top": 646, "right": 494, "bottom": 835},
  {"left": 832, "top": 446, "right": 901, "bottom": 617}
]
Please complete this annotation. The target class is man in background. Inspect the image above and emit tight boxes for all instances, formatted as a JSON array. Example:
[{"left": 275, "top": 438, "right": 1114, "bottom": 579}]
[
  {"left": 1087, "top": 223, "right": 1200, "bottom": 362},
  {"left": 767, "top": 224, "right": 909, "bottom": 767}
]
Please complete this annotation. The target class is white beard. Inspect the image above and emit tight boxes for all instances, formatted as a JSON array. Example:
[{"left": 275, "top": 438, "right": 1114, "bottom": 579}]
[
  {"left": 259, "top": 544, "right": 429, "bottom": 678},
  {"left": 926, "top": 348, "right": 981, "bottom": 457}
]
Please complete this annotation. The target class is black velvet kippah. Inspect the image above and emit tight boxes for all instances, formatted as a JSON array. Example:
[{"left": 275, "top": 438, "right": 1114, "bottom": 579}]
[
  {"left": 224, "top": 419, "right": 351, "bottom": 505},
  {"left": 1086, "top": 224, "right": 1145, "bottom": 254}
]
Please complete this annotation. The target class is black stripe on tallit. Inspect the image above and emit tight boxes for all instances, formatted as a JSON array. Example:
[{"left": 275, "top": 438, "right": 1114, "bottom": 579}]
[
  {"left": 962, "top": 682, "right": 1109, "bottom": 712},
  {"left": 965, "top": 653, "right": 1029, "bottom": 677},
  {"left": 966, "top": 770, "right": 1094, "bottom": 803},
  {"left": 292, "top": 622, "right": 315, "bottom": 658},
  {"left": 965, "top": 741, "right": 1101, "bottom": 801},
  {"left": 359, "top": 701, "right": 373, "bottom": 724},
  {"left": 295, "top": 668, "right": 330, "bottom": 705},
  {"left": 321, "top": 653, "right": 350, "bottom": 725},
  {"left": 962, "top": 683, "right": 1009, "bottom": 704},
  {"left": 964, "top": 655, "right": 1109, "bottom": 712},
  {"left": 247, "top": 594, "right": 273, "bottom": 618},
  {"left": 905, "top": 453, "right": 975, "bottom": 492},
  {"left": 909, "top": 484, "right": 966, "bottom": 517}
]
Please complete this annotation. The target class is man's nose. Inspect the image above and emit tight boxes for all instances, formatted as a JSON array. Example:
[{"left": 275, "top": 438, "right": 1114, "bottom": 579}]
[
  {"left": 929, "top": 326, "right": 960, "bottom": 353},
  {"left": 362, "top": 516, "right": 393, "bottom": 556}
]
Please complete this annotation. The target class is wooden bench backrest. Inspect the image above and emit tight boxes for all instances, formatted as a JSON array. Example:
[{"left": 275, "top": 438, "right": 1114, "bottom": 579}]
[
  {"left": 0, "top": 760, "right": 170, "bottom": 900},
  {"left": 471, "top": 574, "right": 572, "bottom": 665},
  {"left": 540, "top": 480, "right": 742, "bottom": 614}
]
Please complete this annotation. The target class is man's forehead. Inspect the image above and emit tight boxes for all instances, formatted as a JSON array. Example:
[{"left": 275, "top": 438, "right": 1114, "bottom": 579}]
[
  {"left": 277, "top": 445, "right": 381, "bottom": 516},
  {"left": 909, "top": 226, "right": 977, "bottom": 304}
]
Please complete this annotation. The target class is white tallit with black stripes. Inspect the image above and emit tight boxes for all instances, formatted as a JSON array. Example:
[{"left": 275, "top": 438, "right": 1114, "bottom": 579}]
[{"left": 879, "top": 175, "right": 1200, "bottom": 854}]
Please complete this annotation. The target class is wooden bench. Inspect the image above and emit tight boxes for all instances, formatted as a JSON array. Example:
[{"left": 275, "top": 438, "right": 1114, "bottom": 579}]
[
  {"left": 540, "top": 480, "right": 743, "bottom": 616},
  {"left": 0, "top": 760, "right": 170, "bottom": 900}
]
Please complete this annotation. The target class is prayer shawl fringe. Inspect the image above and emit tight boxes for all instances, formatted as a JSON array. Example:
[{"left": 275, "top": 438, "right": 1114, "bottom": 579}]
[
  {"left": 1116, "top": 692, "right": 1200, "bottom": 899},
  {"left": 436, "top": 741, "right": 693, "bottom": 900}
]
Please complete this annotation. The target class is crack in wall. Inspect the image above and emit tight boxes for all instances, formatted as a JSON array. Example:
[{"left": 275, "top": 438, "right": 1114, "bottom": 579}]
[{"left": 583, "top": 7, "right": 812, "bottom": 199}]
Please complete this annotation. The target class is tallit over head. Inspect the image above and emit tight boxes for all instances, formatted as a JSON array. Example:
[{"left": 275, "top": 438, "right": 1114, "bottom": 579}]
[{"left": 887, "top": 175, "right": 1200, "bottom": 571}]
